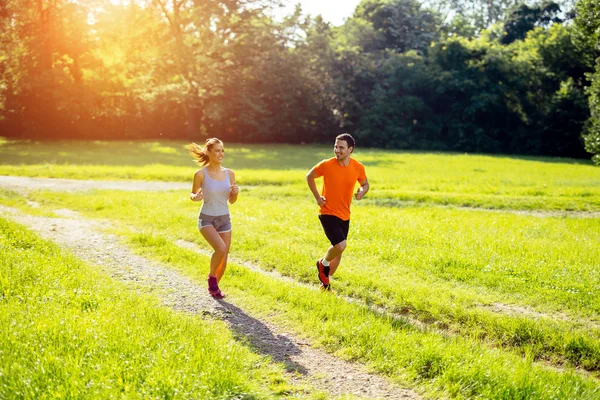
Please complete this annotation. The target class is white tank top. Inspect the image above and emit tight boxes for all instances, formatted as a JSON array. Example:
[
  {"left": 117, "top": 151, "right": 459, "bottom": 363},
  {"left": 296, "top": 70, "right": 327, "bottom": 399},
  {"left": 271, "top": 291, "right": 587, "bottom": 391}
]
[{"left": 200, "top": 167, "right": 231, "bottom": 216}]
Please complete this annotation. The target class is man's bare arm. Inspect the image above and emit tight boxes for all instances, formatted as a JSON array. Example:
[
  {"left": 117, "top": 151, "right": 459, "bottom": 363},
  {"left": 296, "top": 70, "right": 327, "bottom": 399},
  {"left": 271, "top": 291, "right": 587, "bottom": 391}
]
[
  {"left": 355, "top": 178, "right": 369, "bottom": 200},
  {"left": 306, "top": 168, "right": 326, "bottom": 206}
]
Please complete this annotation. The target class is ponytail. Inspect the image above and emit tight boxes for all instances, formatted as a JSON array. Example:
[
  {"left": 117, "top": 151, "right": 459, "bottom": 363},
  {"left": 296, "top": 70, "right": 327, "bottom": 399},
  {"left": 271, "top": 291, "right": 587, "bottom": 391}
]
[{"left": 188, "top": 138, "right": 223, "bottom": 166}]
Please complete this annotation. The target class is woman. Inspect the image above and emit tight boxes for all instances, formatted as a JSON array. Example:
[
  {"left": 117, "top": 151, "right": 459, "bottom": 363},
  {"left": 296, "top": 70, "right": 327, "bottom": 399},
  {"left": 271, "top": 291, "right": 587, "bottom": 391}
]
[{"left": 188, "top": 138, "right": 239, "bottom": 299}]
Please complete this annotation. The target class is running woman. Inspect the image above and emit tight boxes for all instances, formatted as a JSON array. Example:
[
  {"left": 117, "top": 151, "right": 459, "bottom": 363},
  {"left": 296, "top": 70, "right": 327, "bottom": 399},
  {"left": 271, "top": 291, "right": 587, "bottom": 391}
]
[
  {"left": 306, "top": 133, "right": 369, "bottom": 291},
  {"left": 189, "top": 138, "right": 239, "bottom": 298}
]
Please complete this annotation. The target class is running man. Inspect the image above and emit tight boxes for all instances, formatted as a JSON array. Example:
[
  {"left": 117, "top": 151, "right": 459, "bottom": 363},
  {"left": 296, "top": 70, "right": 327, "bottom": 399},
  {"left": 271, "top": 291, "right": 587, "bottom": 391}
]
[{"left": 306, "top": 133, "right": 369, "bottom": 291}]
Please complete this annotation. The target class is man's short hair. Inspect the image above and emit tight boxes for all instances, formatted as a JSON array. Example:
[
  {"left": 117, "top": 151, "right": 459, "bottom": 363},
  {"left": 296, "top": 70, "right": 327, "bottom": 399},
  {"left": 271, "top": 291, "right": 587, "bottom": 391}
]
[{"left": 336, "top": 133, "right": 355, "bottom": 148}]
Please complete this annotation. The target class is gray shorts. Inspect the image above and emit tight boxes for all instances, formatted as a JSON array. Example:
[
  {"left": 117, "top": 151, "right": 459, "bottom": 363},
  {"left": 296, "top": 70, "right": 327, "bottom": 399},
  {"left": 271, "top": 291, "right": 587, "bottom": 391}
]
[{"left": 198, "top": 213, "right": 232, "bottom": 233}]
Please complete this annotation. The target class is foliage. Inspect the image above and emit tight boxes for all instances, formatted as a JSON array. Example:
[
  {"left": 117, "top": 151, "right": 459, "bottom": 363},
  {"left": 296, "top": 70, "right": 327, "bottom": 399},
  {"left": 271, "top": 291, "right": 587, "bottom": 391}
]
[
  {"left": 353, "top": 0, "right": 441, "bottom": 55},
  {"left": 500, "top": 1, "right": 562, "bottom": 45},
  {"left": 574, "top": 0, "right": 600, "bottom": 164},
  {"left": 423, "top": 0, "right": 576, "bottom": 33},
  {"left": 0, "top": 0, "right": 598, "bottom": 161},
  {"left": 331, "top": 19, "right": 595, "bottom": 157}
]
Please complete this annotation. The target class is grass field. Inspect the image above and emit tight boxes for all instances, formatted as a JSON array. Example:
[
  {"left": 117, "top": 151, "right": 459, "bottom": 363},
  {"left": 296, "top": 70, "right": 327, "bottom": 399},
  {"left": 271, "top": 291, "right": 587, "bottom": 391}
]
[
  {"left": 1, "top": 139, "right": 599, "bottom": 211},
  {"left": 1, "top": 139, "right": 600, "bottom": 399},
  {"left": 0, "top": 218, "right": 300, "bottom": 399}
]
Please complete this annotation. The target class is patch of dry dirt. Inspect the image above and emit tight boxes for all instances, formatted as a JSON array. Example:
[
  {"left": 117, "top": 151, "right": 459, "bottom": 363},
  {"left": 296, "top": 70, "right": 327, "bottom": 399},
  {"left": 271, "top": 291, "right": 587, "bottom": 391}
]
[
  {"left": 0, "top": 175, "right": 189, "bottom": 193},
  {"left": 479, "top": 302, "right": 600, "bottom": 330}
]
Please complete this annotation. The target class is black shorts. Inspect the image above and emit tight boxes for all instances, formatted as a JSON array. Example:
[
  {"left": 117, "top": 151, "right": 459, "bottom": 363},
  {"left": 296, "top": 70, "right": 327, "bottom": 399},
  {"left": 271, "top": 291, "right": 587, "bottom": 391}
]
[{"left": 319, "top": 214, "right": 350, "bottom": 246}]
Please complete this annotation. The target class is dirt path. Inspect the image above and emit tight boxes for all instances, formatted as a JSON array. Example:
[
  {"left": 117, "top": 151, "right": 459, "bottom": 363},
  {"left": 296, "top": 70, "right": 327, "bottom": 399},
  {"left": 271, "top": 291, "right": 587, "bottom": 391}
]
[
  {"left": 0, "top": 203, "right": 421, "bottom": 400},
  {"left": 0, "top": 175, "right": 189, "bottom": 193}
]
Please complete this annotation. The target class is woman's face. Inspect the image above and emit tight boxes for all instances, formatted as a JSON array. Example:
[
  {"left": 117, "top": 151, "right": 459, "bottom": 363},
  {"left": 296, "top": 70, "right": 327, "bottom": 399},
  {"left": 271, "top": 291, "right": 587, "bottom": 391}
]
[{"left": 208, "top": 143, "right": 225, "bottom": 163}]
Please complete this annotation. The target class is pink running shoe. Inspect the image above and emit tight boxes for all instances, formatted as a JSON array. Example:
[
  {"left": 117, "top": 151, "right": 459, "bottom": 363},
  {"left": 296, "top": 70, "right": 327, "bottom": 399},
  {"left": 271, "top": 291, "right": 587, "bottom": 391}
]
[{"left": 208, "top": 276, "right": 225, "bottom": 299}]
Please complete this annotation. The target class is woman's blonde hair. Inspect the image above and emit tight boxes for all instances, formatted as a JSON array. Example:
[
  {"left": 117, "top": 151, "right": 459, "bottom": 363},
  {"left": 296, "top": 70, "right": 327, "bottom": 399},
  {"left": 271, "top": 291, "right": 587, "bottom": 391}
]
[{"left": 188, "top": 138, "right": 223, "bottom": 166}]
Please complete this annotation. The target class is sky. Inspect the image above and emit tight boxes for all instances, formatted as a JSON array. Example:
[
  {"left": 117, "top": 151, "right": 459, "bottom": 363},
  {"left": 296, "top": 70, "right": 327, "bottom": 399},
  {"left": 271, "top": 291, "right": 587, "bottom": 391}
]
[{"left": 280, "top": 0, "right": 363, "bottom": 26}]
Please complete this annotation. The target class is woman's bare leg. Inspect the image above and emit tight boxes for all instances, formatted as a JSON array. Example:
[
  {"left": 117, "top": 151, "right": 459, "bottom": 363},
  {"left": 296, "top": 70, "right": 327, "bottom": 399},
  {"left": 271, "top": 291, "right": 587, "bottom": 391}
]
[
  {"left": 200, "top": 226, "right": 227, "bottom": 277},
  {"left": 215, "top": 231, "right": 231, "bottom": 282}
]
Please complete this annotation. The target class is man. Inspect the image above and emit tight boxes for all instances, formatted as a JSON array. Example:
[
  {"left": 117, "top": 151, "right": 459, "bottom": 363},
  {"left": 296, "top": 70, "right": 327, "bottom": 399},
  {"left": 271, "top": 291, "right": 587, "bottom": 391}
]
[{"left": 306, "top": 133, "right": 369, "bottom": 292}]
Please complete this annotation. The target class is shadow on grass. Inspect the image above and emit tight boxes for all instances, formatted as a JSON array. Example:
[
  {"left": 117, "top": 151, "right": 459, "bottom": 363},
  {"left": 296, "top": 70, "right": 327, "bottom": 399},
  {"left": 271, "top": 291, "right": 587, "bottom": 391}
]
[{"left": 216, "top": 299, "right": 308, "bottom": 375}]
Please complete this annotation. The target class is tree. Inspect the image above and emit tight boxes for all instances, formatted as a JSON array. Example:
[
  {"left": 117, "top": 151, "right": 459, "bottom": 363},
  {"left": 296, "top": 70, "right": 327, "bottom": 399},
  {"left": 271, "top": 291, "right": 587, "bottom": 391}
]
[
  {"left": 422, "top": 0, "right": 524, "bottom": 32},
  {"left": 501, "top": 1, "right": 562, "bottom": 45},
  {"left": 353, "top": 51, "right": 439, "bottom": 149},
  {"left": 427, "top": 37, "right": 528, "bottom": 153},
  {"left": 507, "top": 25, "right": 596, "bottom": 157},
  {"left": 0, "top": 0, "right": 96, "bottom": 137},
  {"left": 148, "top": 0, "right": 252, "bottom": 138},
  {"left": 574, "top": 0, "right": 600, "bottom": 164},
  {"left": 423, "top": 0, "right": 576, "bottom": 35},
  {"left": 353, "top": 0, "right": 440, "bottom": 55},
  {"left": 322, "top": 0, "right": 442, "bottom": 146}
]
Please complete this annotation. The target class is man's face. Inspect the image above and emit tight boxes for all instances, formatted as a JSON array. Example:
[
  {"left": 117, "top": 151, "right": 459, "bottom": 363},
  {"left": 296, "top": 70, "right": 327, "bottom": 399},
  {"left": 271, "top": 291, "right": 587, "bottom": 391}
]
[{"left": 334, "top": 139, "right": 352, "bottom": 160}]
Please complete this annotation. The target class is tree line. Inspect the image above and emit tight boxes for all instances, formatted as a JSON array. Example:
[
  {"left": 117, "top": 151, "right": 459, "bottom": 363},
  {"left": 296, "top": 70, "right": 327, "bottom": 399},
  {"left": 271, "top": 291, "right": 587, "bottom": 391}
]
[{"left": 1, "top": 0, "right": 599, "bottom": 162}]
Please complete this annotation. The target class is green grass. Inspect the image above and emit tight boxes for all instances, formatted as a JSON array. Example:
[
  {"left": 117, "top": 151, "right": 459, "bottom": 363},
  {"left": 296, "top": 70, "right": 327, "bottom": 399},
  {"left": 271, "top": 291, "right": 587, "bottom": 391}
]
[
  {"left": 26, "top": 188, "right": 600, "bottom": 373},
  {"left": 1, "top": 139, "right": 600, "bottom": 398},
  {"left": 114, "top": 228, "right": 600, "bottom": 399},
  {"left": 0, "top": 218, "right": 308, "bottom": 399},
  {"left": 1, "top": 139, "right": 599, "bottom": 211}
]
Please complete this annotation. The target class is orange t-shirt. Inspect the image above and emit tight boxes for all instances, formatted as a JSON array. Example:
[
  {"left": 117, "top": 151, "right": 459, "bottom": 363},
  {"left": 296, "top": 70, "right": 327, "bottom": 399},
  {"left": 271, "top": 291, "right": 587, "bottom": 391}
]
[{"left": 313, "top": 157, "right": 367, "bottom": 221}]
